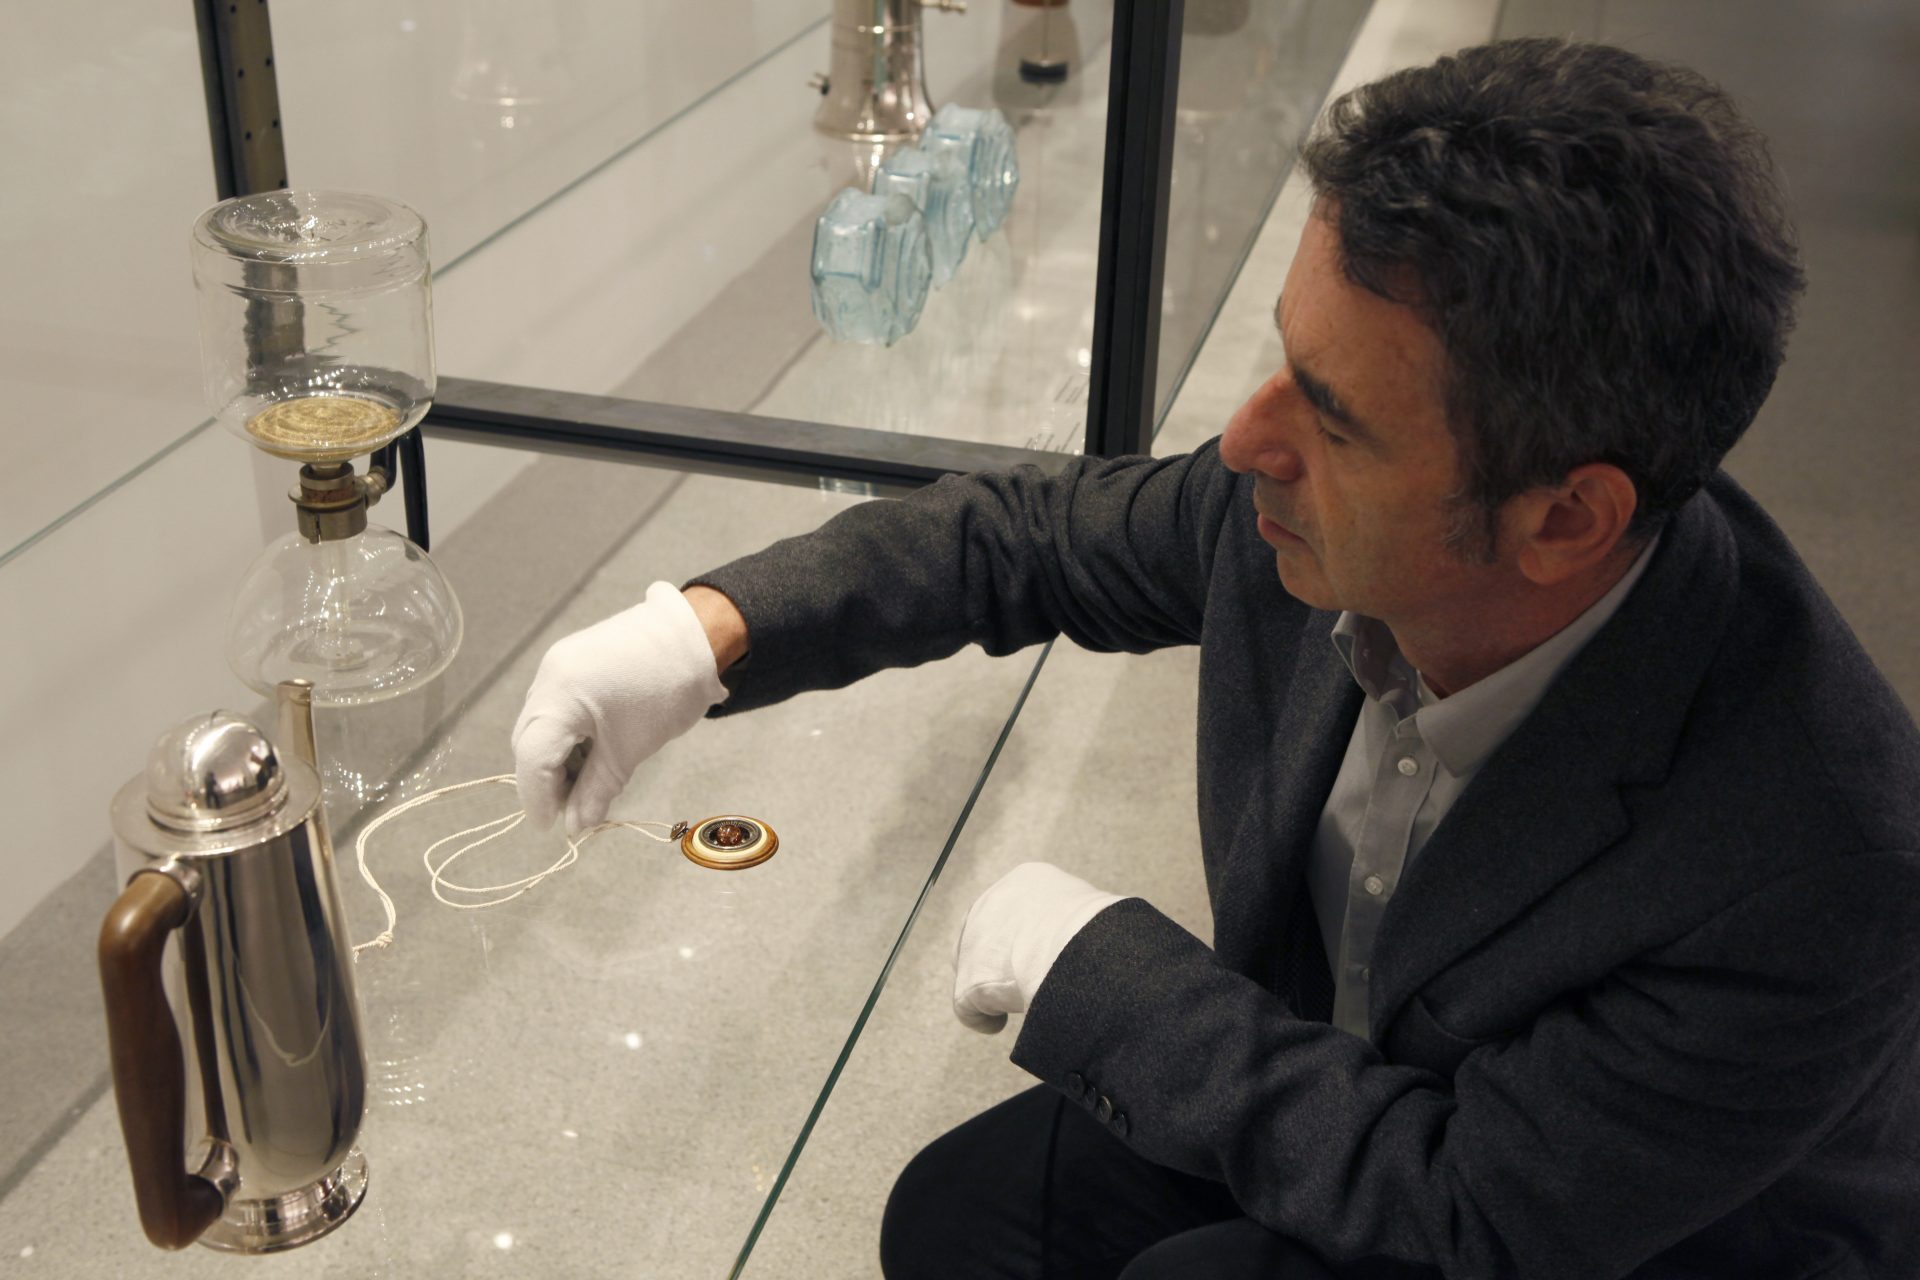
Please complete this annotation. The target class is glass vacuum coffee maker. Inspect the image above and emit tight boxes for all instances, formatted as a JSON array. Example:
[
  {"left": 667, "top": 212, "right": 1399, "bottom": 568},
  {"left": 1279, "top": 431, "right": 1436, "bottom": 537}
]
[{"left": 192, "top": 189, "right": 462, "bottom": 707}]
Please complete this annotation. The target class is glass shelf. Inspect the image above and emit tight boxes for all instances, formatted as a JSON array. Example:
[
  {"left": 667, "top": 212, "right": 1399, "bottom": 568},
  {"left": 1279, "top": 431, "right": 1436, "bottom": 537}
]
[
  {"left": 0, "top": 445, "right": 1044, "bottom": 1275},
  {"left": 384, "top": 0, "right": 1369, "bottom": 458},
  {"left": 403, "top": 3, "right": 1122, "bottom": 456},
  {"left": 379, "top": 0, "right": 1366, "bottom": 459}
]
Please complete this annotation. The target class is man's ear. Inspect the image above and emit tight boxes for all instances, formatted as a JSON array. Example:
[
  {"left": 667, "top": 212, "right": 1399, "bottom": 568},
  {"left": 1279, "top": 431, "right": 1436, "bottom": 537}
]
[{"left": 1509, "top": 463, "right": 1639, "bottom": 586}]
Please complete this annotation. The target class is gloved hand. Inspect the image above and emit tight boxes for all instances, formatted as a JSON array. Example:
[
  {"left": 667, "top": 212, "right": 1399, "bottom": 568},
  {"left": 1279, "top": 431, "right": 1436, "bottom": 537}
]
[
  {"left": 512, "top": 581, "right": 729, "bottom": 835},
  {"left": 952, "top": 862, "right": 1125, "bottom": 1034}
]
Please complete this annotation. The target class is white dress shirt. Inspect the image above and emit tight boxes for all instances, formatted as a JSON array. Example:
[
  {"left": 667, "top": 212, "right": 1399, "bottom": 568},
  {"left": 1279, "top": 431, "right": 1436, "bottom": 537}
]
[{"left": 1307, "top": 537, "right": 1660, "bottom": 1038}]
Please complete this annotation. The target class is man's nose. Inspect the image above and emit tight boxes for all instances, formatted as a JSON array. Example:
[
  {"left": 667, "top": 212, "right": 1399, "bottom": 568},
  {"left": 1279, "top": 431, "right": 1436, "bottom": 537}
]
[{"left": 1219, "top": 378, "right": 1306, "bottom": 481}]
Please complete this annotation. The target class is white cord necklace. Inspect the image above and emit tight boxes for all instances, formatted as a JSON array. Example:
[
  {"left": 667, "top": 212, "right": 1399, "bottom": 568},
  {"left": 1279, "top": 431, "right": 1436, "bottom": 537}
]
[{"left": 350, "top": 774, "right": 777, "bottom": 958}]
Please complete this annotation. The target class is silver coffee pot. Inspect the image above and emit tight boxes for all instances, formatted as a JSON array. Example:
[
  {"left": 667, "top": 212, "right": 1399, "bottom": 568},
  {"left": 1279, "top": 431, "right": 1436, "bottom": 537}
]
[{"left": 100, "top": 680, "right": 369, "bottom": 1253}]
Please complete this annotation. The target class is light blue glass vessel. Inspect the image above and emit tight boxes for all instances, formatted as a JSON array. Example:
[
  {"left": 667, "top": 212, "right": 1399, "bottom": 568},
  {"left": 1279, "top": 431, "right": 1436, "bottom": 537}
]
[
  {"left": 873, "top": 146, "right": 974, "bottom": 287},
  {"left": 921, "top": 104, "right": 1020, "bottom": 241},
  {"left": 810, "top": 189, "right": 934, "bottom": 346}
]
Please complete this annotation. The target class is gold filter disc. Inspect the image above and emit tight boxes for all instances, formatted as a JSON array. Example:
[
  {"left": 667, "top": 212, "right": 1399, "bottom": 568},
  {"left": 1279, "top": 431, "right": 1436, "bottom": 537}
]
[
  {"left": 681, "top": 816, "right": 778, "bottom": 871},
  {"left": 245, "top": 395, "right": 401, "bottom": 460}
]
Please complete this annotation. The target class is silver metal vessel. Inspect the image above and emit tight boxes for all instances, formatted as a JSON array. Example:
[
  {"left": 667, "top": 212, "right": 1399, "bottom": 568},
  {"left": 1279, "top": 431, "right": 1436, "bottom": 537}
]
[
  {"left": 814, "top": 0, "right": 966, "bottom": 141},
  {"left": 101, "top": 680, "right": 369, "bottom": 1253}
]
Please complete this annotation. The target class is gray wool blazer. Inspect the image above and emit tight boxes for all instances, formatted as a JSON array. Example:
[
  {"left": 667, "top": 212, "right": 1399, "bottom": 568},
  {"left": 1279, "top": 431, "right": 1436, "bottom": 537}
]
[{"left": 692, "top": 439, "right": 1920, "bottom": 1279}]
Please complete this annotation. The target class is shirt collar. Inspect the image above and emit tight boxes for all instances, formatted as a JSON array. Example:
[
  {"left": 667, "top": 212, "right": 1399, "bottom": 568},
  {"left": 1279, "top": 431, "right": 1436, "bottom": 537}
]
[{"left": 1330, "top": 535, "right": 1661, "bottom": 777}]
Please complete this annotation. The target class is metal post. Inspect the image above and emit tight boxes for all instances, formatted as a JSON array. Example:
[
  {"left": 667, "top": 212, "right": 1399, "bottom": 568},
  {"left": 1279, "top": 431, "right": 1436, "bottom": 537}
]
[
  {"left": 192, "top": 3, "right": 437, "bottom": 550},
  {"left": 1084, "top": 0, "right": 1185, "bottom": 457},
  {"left": 195, "top": 0, "right": 304, "bottom": 455},
  {"left": 397, "top": 428, "right": 432, "bottom": 552},
  {"left": 193, "top": 0, "right": 288, "bottom": 199}
]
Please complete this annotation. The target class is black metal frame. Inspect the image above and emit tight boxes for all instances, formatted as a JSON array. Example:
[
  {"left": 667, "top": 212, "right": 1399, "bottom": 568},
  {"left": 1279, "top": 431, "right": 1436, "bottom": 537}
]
[
  {"left": 195, "top": 0, "right": 1186, "bottom": 502},
  {"left": 194, "top": 0, "right": 437, "bottom": 548},
  {"left": 193, "top": 0, "right": 287, "bottom": 200},
  {"left": 1086, "top": 0, "right": 1186, "bottom": 458},
  {"left": 424, "top": 378, "right": 1077, "bottom": 493},
  {"left": 366, "top": 433, "right": 434, "bottom": 550}
]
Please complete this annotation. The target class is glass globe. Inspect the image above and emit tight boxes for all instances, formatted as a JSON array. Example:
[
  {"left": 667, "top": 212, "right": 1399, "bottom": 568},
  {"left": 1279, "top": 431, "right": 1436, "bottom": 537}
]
[{"left": 227, "top": 523, "right": 463, "bottom": 707}]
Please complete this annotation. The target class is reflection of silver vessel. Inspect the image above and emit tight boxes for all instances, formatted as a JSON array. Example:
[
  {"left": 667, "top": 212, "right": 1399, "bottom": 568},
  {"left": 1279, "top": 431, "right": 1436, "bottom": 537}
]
[
  {"left": 814, "top": 0, "right": 966, "bottom": 142},
  {"left": 451, "top": 0, "right": 576, "bottom": 131},
  {"left": 100, "top": 681, "right": 369, "bottom": 1253}
]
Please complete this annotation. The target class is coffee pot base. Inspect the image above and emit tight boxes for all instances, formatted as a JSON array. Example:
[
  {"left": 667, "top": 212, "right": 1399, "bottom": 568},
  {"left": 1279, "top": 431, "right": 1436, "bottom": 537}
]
[{"left": 199, "top": 1149, "right": 369, "bottom": 1254}]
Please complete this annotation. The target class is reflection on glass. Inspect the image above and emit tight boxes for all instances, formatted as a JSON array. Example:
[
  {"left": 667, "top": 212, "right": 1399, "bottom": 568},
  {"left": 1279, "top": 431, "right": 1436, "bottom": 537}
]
[
  {"left": 452, "top": 0, "right": 577, "bottom": 135},
  {"left": 1154, "top": 0, "right": 1370, "bottom": 430}
]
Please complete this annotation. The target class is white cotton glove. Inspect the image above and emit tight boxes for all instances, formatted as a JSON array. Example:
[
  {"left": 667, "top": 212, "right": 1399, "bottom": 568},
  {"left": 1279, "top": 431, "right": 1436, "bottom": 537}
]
[
  {"left": 952, "top": 862, "right": 1125, "bottom": 1035},
  {"left": 512, "top": 581, "right": 729, "bottom": 836}
]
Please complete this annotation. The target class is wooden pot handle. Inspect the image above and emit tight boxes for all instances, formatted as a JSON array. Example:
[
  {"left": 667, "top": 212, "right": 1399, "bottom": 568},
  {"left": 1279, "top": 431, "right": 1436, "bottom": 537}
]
[{"left": 98, "top": 871, "right": 225, "bottom": 1249}]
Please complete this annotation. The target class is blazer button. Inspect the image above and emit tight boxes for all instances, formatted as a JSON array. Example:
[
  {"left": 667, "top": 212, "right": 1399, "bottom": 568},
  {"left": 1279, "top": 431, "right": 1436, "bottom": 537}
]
[
  {"left": 1064, "top": 1072, "right": 1086, "bottom": 1100},
  {"left": 1095, "top": 1095, "right": 1113, "bottom": 1123},
  {"left": 1112, "top": 1113, "right": 1129, "bottom": 1138}
]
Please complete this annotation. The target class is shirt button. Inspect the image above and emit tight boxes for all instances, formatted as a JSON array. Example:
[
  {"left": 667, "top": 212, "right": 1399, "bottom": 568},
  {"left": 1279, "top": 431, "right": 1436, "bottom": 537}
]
[
  {"left": 1364, "top": 874, "right": 1385, "bottom": 896},
  {"left": 1397, "top": 756, "right": 1419, "bottom": 777},
  {"left": 1360, "top": 966, "right": 1371, "bottom": 981}
]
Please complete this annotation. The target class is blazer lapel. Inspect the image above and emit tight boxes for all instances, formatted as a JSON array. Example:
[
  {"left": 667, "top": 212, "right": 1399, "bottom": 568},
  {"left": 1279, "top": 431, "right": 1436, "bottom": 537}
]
[
  {"left": 1368, "top": 698, "right": 1629, "bottom": 1038},
  {"left": 1369, "top": 483, "right": 1743, "bottom": 1039},
  {"left": 1210, "top": 611, "right": 1362, "bottom": 988}
]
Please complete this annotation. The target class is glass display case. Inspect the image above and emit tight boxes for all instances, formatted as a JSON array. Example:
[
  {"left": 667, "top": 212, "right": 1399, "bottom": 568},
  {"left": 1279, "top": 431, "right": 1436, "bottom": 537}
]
[
  {"left": 0, "top": 442, "right": 1049, "bottom": 1274},
  {"left": 283, "top": 0, "right": 1126, "bottom": 464},
  {"left": 13, "top": 0, "right": 1917, "bottom": 1271},
  {"left": 261, "top": 0, "right": 1366, "bottom": 469},
  {"left": 0, "top": 1, "right": 1368, "bottom": 1270}
]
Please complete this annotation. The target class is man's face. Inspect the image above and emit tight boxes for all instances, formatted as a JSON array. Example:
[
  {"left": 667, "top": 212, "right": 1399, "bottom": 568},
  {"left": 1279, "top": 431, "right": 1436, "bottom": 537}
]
[{"left": 1219, "top": 210, "right": 1504, "bottom": 628}]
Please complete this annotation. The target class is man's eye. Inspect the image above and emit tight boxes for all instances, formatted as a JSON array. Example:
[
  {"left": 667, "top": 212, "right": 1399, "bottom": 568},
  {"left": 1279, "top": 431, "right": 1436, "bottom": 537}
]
[{"left": 1316, "top": 418, "right": 1348, "bottom": 446}]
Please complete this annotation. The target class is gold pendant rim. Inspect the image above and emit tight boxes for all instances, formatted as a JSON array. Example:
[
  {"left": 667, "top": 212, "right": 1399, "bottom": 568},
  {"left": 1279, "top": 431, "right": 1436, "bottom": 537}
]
[{"left": 680, "top": 815, "right": 778, "bottom": 871}]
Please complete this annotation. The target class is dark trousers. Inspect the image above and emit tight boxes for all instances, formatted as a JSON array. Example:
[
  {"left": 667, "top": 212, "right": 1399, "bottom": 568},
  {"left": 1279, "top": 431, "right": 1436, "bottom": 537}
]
[{"left": 878, "top": 1084, "right": 1342, "bottom": 1279}]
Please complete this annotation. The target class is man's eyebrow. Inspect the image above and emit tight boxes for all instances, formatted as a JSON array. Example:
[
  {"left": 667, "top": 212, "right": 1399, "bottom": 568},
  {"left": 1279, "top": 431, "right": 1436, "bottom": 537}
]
[
  {"left": 1273, "top": 292, "right": 1377, "bottom": 443},
  {"left": 1292, "top": 366, "right": 1374, "bottom": 441}
]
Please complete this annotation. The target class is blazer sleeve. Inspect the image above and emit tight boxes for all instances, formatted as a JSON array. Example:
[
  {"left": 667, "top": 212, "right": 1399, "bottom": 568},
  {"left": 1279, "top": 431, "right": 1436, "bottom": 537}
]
[
  {"left": 1012, "top": 850, "right": 1920, "bottom": 1278},
  {"left": 687, "top": 440, "right": 1244, "bottom": 714}
]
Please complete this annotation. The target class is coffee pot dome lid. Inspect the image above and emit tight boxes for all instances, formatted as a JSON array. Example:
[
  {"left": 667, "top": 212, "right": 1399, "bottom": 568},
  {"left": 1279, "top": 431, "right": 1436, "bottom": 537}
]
[{"left": 144, "top": 712, "right": 289, "bottom": 834}]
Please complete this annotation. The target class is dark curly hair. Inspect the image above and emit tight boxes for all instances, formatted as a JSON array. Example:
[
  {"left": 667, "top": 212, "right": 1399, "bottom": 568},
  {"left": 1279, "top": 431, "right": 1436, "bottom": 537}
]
[{"left": 1299, "top": 37, "right": 1805, "bottom": 551}]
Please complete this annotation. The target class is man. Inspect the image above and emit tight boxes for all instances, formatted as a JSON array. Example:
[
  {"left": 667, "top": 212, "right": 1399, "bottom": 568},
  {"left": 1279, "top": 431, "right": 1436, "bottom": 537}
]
[{"left": 512, "top": 38, "right": 1920, "bottom": 1278}]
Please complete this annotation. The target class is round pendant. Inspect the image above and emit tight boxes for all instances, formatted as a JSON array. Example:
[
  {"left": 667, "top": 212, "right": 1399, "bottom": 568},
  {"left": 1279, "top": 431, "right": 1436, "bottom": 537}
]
[{"left": 680, "top": 816, "right": 778, "bottom": 871}]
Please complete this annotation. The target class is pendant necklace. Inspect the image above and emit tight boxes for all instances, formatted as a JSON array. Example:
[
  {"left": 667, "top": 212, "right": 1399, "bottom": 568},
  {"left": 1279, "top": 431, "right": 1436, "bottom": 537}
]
[{"left": 349, "top": 773, "right": 777, "bottom": 958}]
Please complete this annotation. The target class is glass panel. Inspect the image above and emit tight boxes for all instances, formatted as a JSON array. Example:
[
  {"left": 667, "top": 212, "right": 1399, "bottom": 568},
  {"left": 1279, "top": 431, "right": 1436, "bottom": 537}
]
[
  {"left": 276, "top": 2, "right": 1116, "bottom": 455},
  {"left": 273, "top": 0, "right": 830, "bottom": 270},
  {"left": 1153, "top": 0, "right": 1372, "bottom": 433},
  {"left": 0, "top": 0, "right": 1380, "bottom": 579},
  {"left": 0, "top": 2, "right": 218, "bottom": 560},
  {"left": 0, "top": 440, "right": 1041, "bottom": 1271}
]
